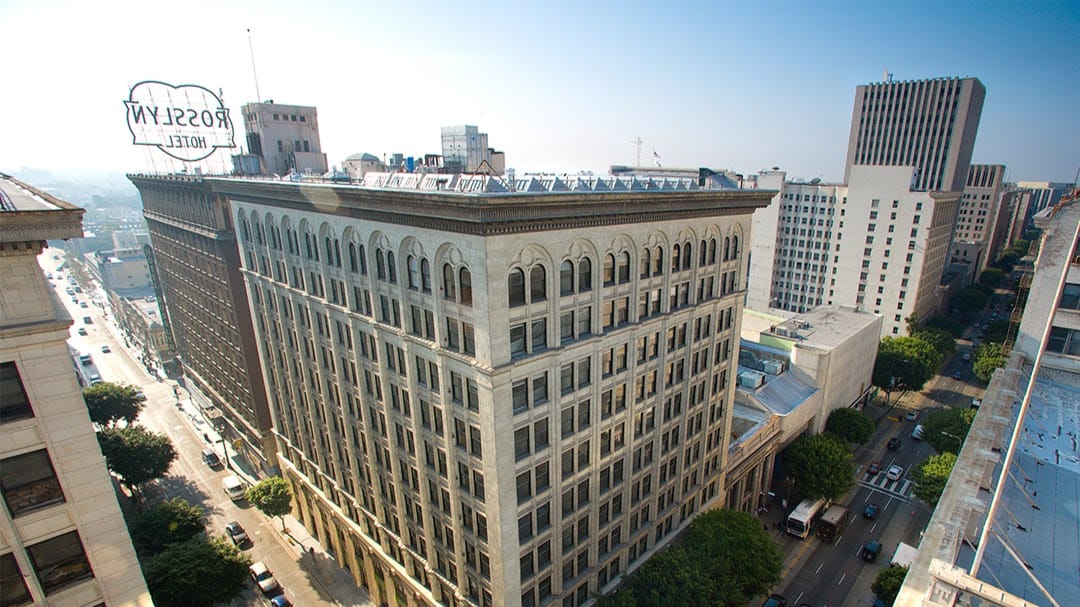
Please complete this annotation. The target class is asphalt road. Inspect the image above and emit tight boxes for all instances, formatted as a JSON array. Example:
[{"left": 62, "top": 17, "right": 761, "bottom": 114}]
[{"left": 42, "top": 250, "right": 339, "bottom": 607}]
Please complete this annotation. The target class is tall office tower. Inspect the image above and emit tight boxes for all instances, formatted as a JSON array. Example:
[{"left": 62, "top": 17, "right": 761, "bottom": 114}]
[
  {"left": 214, "top": 172, "right": 770, "bottom": 607},
  {"left": 128, "top": 174, "right": 276, "bottom": 475},
  {"left": 0, "top": 175, "right": 150, "bottom": 606},
  {"left": 1014, "top": 181, "right": 1072, "bottom": 223},
  {"left": 441, "top": 126, "right": 496, "bottom": 173},
  {"left": 895, "top": 190, "right": 1080, "bottom": 607},
  {"left": 240, "top": 102, "right": 329, "bottom": 176},
  {"left": 845, "top": 76, "right": 985, "bottom": 193},
  {"left": 949, "top": 164, "right": 1009, "bottom": 276}
]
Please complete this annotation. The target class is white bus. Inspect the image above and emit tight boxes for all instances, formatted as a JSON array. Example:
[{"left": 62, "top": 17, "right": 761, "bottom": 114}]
[{"left": 786, "top": 498, "right": 829, "bottom": 539}]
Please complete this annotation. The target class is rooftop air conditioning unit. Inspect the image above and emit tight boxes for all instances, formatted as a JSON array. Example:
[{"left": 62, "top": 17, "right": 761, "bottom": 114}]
[
  {"left": 738, "top": 370, "right": 766, "bottom": 389},
  {"left": 761, "top": 360, "right": 786, "bottom": 375}
]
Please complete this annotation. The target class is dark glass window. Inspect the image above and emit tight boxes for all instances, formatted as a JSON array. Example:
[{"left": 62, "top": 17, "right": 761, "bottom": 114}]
[
  {"left": 0, "top": 363, "right": 33, "bottom": 423},
  {"left": 27, "top": 532, "right": 93, "bottom": 595},
  {"left": 0, "top": 552, "right": 32, "bottom": 607},
  {"left": 1, "top": 450, "right": 65, "bottom": 516}
]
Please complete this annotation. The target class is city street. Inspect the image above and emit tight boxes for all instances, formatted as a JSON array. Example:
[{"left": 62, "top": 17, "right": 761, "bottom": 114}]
[{"left": 41, "top": 250, "right": 373, "bottom": 607}]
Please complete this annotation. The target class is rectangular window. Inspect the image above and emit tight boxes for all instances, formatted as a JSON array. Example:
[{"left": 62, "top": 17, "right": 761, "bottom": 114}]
[
  {"left": 1, "top": 449, "right": 65, "bottom": 517},
  {"left": 0, "top": 553, "right": 32, "bottom": 606},
  {"left": 0, "top": 362, "right": 33, "bottom": 422},
  {"left": 27, "top": 531, "right": 94, "bottom": 595}
]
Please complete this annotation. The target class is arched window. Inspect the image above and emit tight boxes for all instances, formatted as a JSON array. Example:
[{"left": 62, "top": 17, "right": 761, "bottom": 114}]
[
  {"left": 671, "top": 244, "right": 681, "bottom": 272},
  {"left": 682, "top": 243, "right": 692, "bottom": 271},
  {"left": 444, "top": 263, "right": 457, "bottom": 301},
  {"left": 325, "top": 237, "right": 334, "bottom": 263},
  {"left": 508, "top": 268, "right": 526, "bottom": 307},
  {"left": 459, "top": 268, "right": 472, "bottom": 306},
  {"left": 560, "top": 260, "right": 574, "bottom": 296},
  {"left": 239, "top": 218, "right": 250, "bottom": 242},
  {"left": 386, "top": 252, "right": 397, "bottom": 282},
  {"left": 407, "top": 255, "right": 420, "bottom": 289},
  {"left": 375, "top": 248, "right": 386, "bottom": 280},
  {"left": 700, "top": 240, "right": 708, "bottom": 266},
  {"left": 653, "top": 246, "right": 663, "bottom": 276},
  {"left": 578, "top": 257, "right": 592, "bottom": 292},
  {"left": 420, "top": 259, "right": 431, "bottom": 293},
  {"left": 530, "top": 266, "right": 546, "bottom": 302},
  {"left": 348, "top": 242, "right": 358, "bottom": 273},
  {"left": 723, "top": 237, "right": 731, "bottom": 261},
  {"left": 731, "top": 235, "right": 739, "bottom": 259},
  {"left": 618, "top": 252, "right": 630, "bottom": 283},
  {"left": 708, "top": 238, "right": 717, "bottom": 264},
  {"left": 640, "top": 248, "right": 651, "bottom": 278},
  {"left": 358, "top": 244, "right": 367, "bottom": 275},
  {"left": 603, "top": 254, "right": 615, "bottom": 286}
]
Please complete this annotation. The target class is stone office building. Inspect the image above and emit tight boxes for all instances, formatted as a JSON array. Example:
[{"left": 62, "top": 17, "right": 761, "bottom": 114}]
[{"left": 215, "top": 171, "right": 771, "bottom": 607}]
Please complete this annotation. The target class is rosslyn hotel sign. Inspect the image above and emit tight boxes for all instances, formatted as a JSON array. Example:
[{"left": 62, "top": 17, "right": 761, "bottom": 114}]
[{"left": 124, "top": 80, "right": 235, "bottom": 162}]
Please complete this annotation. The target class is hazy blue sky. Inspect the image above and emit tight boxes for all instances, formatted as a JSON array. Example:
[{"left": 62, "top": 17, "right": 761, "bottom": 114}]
[{"left": 2, "top": 0, "right": 1077, "bottom": 182}]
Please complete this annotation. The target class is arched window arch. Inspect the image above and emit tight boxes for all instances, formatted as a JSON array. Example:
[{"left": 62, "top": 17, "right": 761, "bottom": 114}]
[
  {"left": 459, "top": 268, "right": 472, "bottom": 306},
  {"left": 508, "top": 268, "right": 526, "bottom": 307},
  {"left": 682, "top": 243, "right": 692, "bottom": 271},
  {"left": 420, "top": 259, "right": 431, "bottom": 293},
  {"left": 444, "top": 263, "right": 457, "bottom": 301},
  {"left": 530, "top": 266, "right": 546, "bottom": 302},
  {"left": 560, "top": 260, "right": 574, "bottom": 296},
  {"left": 618, "top": 251, "right": 631, "bottom": 283},
  {"left": 386, "top": 252, "right": 397, "bottom": 282},
  {"left": 603, "top": 254, "right": 616, "bottom": 286},
  {"left": 407, "top": 255, "right": 420, "bottom": 289},
  {"left": 375, "top": 248, "right": 386, "bottom": 280},
  {"left": 578, "top": 257, "right": 592, "bottom": 292},
  {"left": 640, "top": 248, "right": 651, "bottom": 278}
]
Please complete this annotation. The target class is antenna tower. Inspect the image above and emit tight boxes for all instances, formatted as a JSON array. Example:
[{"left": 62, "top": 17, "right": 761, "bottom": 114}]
[
  {"left": 247, "top": 28, "right": 262, "bottom": 102},
  {"left": 630, "top": 136, "right": 644, "bottom": 167}
]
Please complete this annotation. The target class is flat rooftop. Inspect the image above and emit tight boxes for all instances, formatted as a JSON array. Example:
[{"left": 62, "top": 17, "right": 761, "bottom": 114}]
[{"left": 0, "top": 173, "right": 84, "bottom": 242}]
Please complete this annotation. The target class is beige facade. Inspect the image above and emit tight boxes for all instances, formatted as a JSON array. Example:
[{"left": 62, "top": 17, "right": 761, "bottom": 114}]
[
  {"left": 950, "top": 164, "right": 1009, "bottom": 277},
  {"left": 241, "top": 101, "right": 329, "bottom": 176},
  {"left": 217, "top": 172, "right": 770, "bottom": 607},
  {"left": 0, "top": 175, "right": 150, "bottom": 606}
]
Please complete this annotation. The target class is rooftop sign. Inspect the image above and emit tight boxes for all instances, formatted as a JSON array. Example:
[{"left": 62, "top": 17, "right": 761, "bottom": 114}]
[{"left": 124, "top": 81, "right": 235, "bottom": 162}]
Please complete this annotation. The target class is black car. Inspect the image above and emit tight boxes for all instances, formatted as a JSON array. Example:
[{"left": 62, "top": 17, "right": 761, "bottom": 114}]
[{"left": 887, "top": 437, "right": 901, "bottom": 450}]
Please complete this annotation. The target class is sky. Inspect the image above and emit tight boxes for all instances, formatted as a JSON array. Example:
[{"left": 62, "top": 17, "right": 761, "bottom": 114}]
[{"left": 1, "top": 0, "right": 1078, "bottom": 183}]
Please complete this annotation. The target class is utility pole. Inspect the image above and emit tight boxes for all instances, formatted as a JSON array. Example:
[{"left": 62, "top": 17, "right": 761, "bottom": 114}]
[{"left": 630, "top": 137, "right": 644, "bottom": 167}]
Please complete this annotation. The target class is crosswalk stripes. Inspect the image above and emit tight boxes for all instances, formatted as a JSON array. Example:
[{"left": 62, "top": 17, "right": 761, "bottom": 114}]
[{"left": 858, "top": 472, "right": 915, "bottom": 501}]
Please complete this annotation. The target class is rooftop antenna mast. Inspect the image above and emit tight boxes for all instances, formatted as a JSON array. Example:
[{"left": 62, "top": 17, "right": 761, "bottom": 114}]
[
  {"left": 630, "top": 136, "right": 644, "bottom": 167},
  {"left": 247, "top": 28, "right": 262, "bottom": 102}
]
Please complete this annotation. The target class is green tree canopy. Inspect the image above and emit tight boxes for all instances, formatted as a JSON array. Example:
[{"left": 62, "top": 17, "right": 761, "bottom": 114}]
[
  {"left": 872, "top": 565, "right": 910, "bottom": 606},
  {"left": 97, "top": 425, "right": 177, "bottom": 491},
  {"left": 787, "top": 433, "right": 855, "bottom": 502},
  {"left": 824, "top": 408, "right": 876, "bottom": 444},
  {"left": 594, "top": 509, "right": 782, "bottom": 607},
  {"left": 922, "top": 408, "right": 977, "bottom": 454},
  {"left": 978, "top": 267, "right": 1007, "bottom": 288},
  {"left": 82, "top": 382, "right": 145, "bottom": 427},
  {"left": 246, "top": 476, "right": 293, "bottom": 530},
  {"left": 973, "top": 342, "right": 1007, "bottom": 383},
  {"left": 911, "top": 452, "right": 958, "bottom": 508},
  {"left": 913, "top": 328, "right": 956, "bottom": 361},
  {"left": 984, "top": 320, "right": 1010, "bottom": 344},
  {"left": 926, "top": 315, "right": 964, "bottom": 338},
  {"left": 144, "top": 537, "right": 250, "bottom": 607},
  {"left": 129, "top": 498, "right": 205, "bottom": 556},
  {"left": 952, "top": 288, "right": 989, "bottom": 320},
  {"left": 873, "top": 337, "right": 939, "bottom": 393}
]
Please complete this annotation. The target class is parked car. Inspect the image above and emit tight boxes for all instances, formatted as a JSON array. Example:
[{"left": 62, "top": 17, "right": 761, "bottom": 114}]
[
  {"left": 971, "top": 398, "right": 982, "bottom": 409},
  {"left": 225, "top": 521, "right": 249, "bottom": 547},
  {"left": 77, "top": 327, "right": 88, "bottom": 336},
  {"left": 100, "top": 345, "right": 111, "bottom": 353},
  {"left": 863, "top": 503, "right": 880, "bottom": 519},
  {"left": 951, "top": 370, "right": 963, "bottom": 380},
  {"left": 202, "top": 449, "right": 222, "bottom": 468},
  {"left": 867, "top": 462, "right": 882, "bottom": 475},
  {"left": 249, "top": 562, "right": 280, "bottom": 595},
  {"left": 223, "top": 475, "right": 246, "bottom": 500},
  {"left": 269, "top": 596, "right": 293, "bottom": 607},
  {"left": 887, "top": 437, "right": 901, "bottom": 450},
  {"left": 79, "top": 301, "right": 88, "bottom": 308},
  {"left": 761, "top": 594, "right": 788, "bottom": 607},
  {"left": 911, "top": 424, "right": 925, "bottom": 440},
  {"left": 860, "top": 540, "right": 882, "bottom": 562},
  {"left": 904, "top": 410, "right": 918, "bottom": 422},
  {"left": 886, "top": 465, "right": 904, "bottom": 481}
]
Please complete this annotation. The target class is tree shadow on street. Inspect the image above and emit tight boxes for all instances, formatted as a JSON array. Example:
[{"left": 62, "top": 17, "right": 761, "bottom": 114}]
[{"left": 141, "top": 474, "right": 218, "bottom": 515}]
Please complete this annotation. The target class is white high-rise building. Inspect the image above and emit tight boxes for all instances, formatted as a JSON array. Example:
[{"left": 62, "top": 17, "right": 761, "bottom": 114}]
[
  {"left": 214, "top": 171, "right": 770, "bottom": 607},
  {"left": 240, "top": 101, "right": 329, "bottom": 176}
]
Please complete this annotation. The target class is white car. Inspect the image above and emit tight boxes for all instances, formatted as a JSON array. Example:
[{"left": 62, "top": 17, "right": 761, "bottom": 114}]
[
  {"left": 886, "top": 465, "right": 904, "bottom": 481},
  {"left": 904, "top": 410, "right": 918, "bottom": 422},
  {"left": 249, "top": 561, "right": 280, "bottom": 594}
]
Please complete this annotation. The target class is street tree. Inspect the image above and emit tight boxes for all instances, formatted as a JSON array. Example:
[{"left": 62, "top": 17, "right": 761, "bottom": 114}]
[
  {"left": 246, "top": 476, "right": 293, "bottom": 530},
  {"left": 951, "top": 288, "right": 989, "bottom": 320},
  {"left": 873, "top": 337, "right": 938, "bottom": 393},
  {"left": 97, "top": 425, "right": 177, "bottom": 493},
  {"left": 144, "top": 537, "right": 250, "bottom": 607},
  {"left": 922, "top": 408, "right": 976, "bottom": 454},
  {"left": 973, "top": 342, "right": 1007, "bottom": 383},
  {"left": 912, "top": 452, "right": 958, "bottom": 508},
  {"left": 82, "top": 382, "right": 145, "bottom": 427},
  {"left": 681, "top": 509, "right": 784, "bottom": 606},
  {"left": 786, "top": 433, "right": 855, "bottom": 502},
  {"left": 871, "top": 565, "right": 910, "bottom": 606},
  {"left": 984, "top": 321, "right": 1010, "bottom": 344},
  {"left": 978, "top": 267, "right": 1007, "bottom": 288},
  {"left": 128, "top": 497, "right": 205, "bottom": 556},
  {"left": 913, "top": 328, "right": 956, "bottom": 361},
  {"left": 824, "top": 408, "right": 876, "bottom": 445},
  {"left": 926, "top": 315, "right": 963, "bottom": 338}
]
